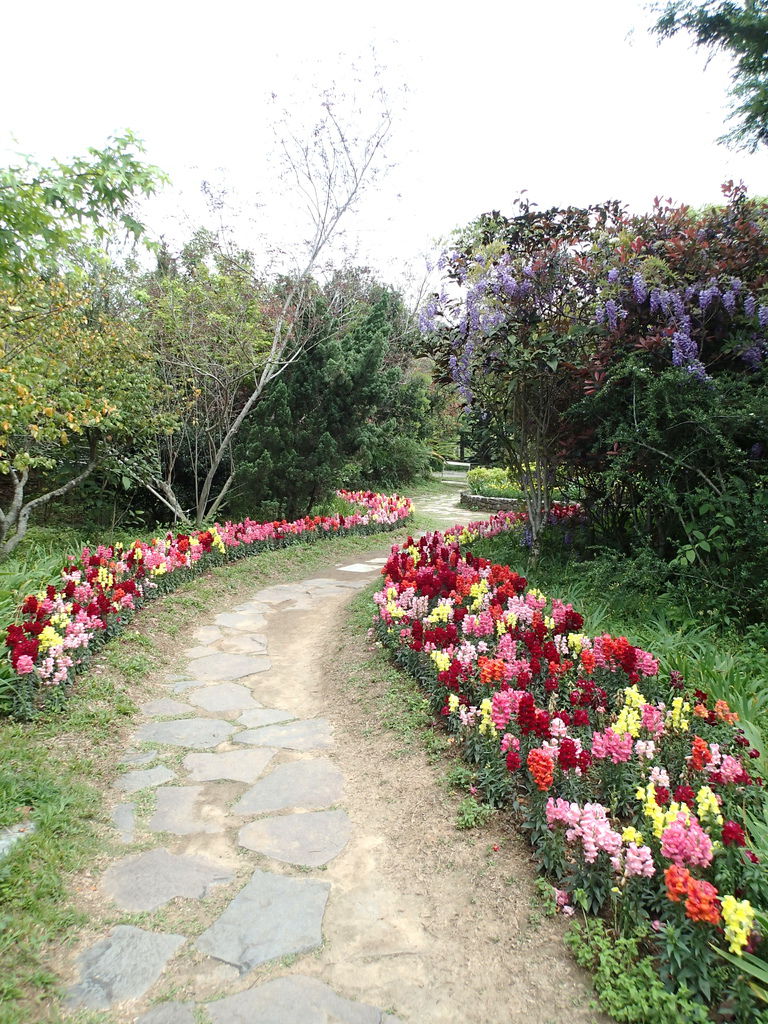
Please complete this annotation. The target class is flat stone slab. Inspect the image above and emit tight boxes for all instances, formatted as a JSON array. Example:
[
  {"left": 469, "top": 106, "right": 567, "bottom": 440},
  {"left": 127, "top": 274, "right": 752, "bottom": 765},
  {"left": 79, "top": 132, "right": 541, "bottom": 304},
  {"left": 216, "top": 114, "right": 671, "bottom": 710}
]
[
  {"left": 67, "top": 925, "right": 184, "bottom": 1010},
  {"left": 183, "top": 748, "right": 276, "bottom": 783},
  {"left": 103, "top": 848, "right": 234, "bottom": 911},
  {"left": 214, "top": 612, "right": 267, "bottom": 631},
  {"left": 234, "top": 719, "right": 332, "bottom": 751},
  {"left": 137, "top": 1003, "right": 195, "bottom": 1024},
  {"left": 139, "top": 698, "right": 193, "bottom": 717},
  {"left": 111, "top": 803, "right": 135, "bottom": 844},
  {"left": 192, "top": 625, "right": 223, "bottom": 644},
  {"left": 172, "top": 678, "right": 200, "bottom": 692},
  {"left": 206, "top": 975, "right": 402, "bottom": 1024},
  {"left": 186, "top": 682, "right": 262, "bottom": 713},
  {"left": 186, "top": 653, "right": 271, "bottom": 681},
  {"left": 248, "top": 587, "right": 301, "bottom": 604},
  {"left": 196, "top": 869, "right": 329, "bottom": 973},
  {"left": 338, "top": 562, "right": 380, "bottom": 573},
  {"left": 0, "top": 822, "right": 35, "bottom": 859},
  {"left": 133, "top": 718, "right": 235, "bottom": 749},
  {"left": 218, "top": 634, "right": 268, "bottom": 655},
  {"left": 236, "top": 708, "right": 296, "bottom": 729},
  {"left": 233, "top": 758, "right": 344, "bottom": 816},
  {"left": 149, "top": 787, "right": 224, "bottom": 835},
  {"left": 181, "top": 645, "right": 214, "bottom": 660},
  {"left": 238, "top": 809, "right": 351, "bottom": 866},
  {"left": 114, "top": 765, "right": 176, "bottom": 794},
  {"left": 119, "top": 749, "right": 158, "bottom": 766}
]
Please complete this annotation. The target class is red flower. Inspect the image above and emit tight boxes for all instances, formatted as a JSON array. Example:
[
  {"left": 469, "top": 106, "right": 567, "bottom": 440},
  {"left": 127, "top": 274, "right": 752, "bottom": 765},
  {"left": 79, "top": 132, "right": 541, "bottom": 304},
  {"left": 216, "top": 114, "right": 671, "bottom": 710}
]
[
  {"left": 722, "top": 821, "right": 746, "bottom": 847},
  {"left": 557, "top": 738, "right": 579, "bottom": 771},
  {"left": 674, "top": 785, "right": 696, "bottom": 807}
]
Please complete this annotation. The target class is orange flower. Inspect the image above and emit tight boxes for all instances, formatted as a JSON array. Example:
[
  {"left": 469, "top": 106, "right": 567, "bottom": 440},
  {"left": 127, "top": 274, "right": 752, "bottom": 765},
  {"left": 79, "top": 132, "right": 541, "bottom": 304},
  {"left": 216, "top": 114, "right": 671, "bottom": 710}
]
[
  {"left": 693, "top": 704, "right": 709, "bottom": 719},
  {"left": 714, "top": 699, "right": 738, "bottom": 724},
  {"left": 527, "top": 749, "right": 554, "bottom": 792},
  {"left": 690, "top": 736, "right": 712, "bottom": 772},
  {"left": 685, "top": 878, "right": 721, "bottom": 925},
  {"left": 581, "top": 650, "right": 596, "bottom": 674},
  {"left": 479, "top": 657, "right": 506, "bottom": 686},
  {"left": 665, "top": 864, "right": 692, "bottom": 903}
]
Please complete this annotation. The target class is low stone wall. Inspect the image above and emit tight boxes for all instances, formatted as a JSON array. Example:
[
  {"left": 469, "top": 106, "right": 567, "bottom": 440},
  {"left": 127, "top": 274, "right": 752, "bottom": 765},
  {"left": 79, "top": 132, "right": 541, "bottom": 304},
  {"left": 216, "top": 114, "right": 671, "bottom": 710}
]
[{"left": 459, "top": 492, "right": 525, "bottom": 513}]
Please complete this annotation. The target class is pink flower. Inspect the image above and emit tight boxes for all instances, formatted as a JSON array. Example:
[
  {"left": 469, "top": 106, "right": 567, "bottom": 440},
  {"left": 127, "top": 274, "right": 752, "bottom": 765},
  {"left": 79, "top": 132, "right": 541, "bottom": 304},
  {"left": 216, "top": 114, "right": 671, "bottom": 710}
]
[
  {"left": 660, "top": 814, "right": 713, "bottom": 868},
  {"left": 624, "top": 843, "right": 655, "bottom": 878},
  {"left": 15, "top": 655, "right": 35, "bottom": 674}
]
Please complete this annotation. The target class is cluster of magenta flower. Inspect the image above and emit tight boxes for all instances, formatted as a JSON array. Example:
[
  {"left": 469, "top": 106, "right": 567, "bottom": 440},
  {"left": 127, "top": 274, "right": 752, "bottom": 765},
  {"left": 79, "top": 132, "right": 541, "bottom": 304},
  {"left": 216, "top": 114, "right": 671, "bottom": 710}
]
[
  {"left": 373, "top": 516, "right": 766, "bottom": 1009},
  {"left": 4, "top": 490, "right": 412, "bottom": 715}
]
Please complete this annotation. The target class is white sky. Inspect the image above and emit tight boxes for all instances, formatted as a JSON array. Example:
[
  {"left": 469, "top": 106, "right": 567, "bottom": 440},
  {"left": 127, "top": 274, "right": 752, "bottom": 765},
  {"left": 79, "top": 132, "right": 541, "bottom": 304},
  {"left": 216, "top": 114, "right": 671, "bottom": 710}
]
[{"left": 2, "top": 0, "right": 767, "bottom": 290}]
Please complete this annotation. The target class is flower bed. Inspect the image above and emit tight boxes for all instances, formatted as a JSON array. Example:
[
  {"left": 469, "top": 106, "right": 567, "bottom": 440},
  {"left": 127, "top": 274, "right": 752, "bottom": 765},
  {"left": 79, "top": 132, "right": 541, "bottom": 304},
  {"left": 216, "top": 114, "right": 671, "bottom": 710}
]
[
  {"left": 3, "top": 490, "right": 412, "bottom": 717},
  {"left": 373, "top": 521, "right": 767, "bottom": 1017}
]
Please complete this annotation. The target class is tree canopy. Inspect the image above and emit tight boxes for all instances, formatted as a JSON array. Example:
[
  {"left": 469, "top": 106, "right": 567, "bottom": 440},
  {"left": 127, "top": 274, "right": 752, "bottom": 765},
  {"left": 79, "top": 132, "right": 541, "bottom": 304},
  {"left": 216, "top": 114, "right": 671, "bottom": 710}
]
[{"left": 652, "top": 0, "right": 768, "bottom": 150}]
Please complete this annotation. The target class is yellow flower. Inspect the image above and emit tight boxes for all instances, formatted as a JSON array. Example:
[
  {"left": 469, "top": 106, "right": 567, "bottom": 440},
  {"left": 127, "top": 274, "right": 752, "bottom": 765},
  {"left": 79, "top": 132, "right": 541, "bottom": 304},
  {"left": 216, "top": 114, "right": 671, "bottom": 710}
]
[
  {"left": 38, "top": 625, "right": 64, "bottom": 651},
  {"left": 667, "top": 696, "right": 690, "bottom": 732},
  {"left": 448, "top": 694, "right": 460, "bottom": 714},
  {"left": 614, "top": 689, "right": 645, "bottom": 738},
  {"left": 567, "top": 633, "right": 586, "bottom": 654},
  {"left": 427, "top": 601, "right": 452, "bottom": 625},
  {"left": 721, "top": 895, "right": 755, "bottom": 955},
  {"left": 621, "top": 826, "right": 644, "bottom": 845},
  {"left": 695, "top": 785, "right": 723, "bottom": 826},
  {"left": 430, "top": 650, "right": 451, "bottom": 673},
  {"left": 478, "top": 697, "right": 495, "bottom": 735}
]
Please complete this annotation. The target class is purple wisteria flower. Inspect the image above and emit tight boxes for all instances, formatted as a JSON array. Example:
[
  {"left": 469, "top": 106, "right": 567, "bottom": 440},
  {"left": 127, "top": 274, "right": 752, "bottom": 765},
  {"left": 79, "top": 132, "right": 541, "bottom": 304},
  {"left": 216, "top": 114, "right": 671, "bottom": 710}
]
[
  {"left": 607, "top": 268, "right": 620, "bottom": 284},
  {"left": 632, "top": 272, "right": 648, "bottom": 304},
  {"left": 671, "top": 331, "right": 699, "bottom": 367},
  {"left": 741, "top": 345, "right": 764, "bottom": 370},
  {"left": 745, "top": 295, "right": 756, "bottom": 318}
]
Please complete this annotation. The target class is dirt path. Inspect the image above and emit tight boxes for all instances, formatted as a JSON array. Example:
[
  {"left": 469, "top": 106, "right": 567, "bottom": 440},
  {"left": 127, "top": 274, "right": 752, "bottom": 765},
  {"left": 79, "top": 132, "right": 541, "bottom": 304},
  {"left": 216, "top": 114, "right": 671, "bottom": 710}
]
[{"left": 55, "top": 489, "right": 605, "bottom": 1024}]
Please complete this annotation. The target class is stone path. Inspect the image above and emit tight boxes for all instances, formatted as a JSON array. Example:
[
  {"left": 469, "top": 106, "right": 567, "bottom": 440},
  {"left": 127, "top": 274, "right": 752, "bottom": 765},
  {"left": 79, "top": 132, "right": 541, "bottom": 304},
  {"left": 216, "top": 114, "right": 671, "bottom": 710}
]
[
  {"left": 60, "top": 487, "right": 600, "bottom": 1023},
  {"left": 65, "top": 552, "right": 405, "bottom": 1023}
]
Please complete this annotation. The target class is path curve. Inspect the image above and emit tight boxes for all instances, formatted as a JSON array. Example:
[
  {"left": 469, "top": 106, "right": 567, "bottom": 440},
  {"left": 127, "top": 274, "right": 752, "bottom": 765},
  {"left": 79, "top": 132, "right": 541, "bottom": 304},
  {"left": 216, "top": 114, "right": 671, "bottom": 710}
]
[{"left": 61, "top": 488, "right": 604, "bottom": 1023}]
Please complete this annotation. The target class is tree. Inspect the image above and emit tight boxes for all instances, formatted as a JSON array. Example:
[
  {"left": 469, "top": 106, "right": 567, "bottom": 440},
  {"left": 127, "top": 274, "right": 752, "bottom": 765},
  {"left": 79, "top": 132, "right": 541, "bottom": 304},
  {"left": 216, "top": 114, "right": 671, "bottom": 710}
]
[
  {"left": 0, "top": 135, "right": 169, "bottom": 555},
  {"left": 651, "top": 0, "right": 768, "bottom": 150},
  {"left": 0, "top": 274, "right": 173, "bottom": 556},
  {"left": 422, "top": 200, "right": 624, "bottom": 559},
  {"left": 0, "top": 132, "right": 165, "bottom": 283},
  {"left": 135, "top": 231, "right": 272, "bottom": 524},
  {"left": 137, "top": 87, "right": 393, "bottom": 526}
]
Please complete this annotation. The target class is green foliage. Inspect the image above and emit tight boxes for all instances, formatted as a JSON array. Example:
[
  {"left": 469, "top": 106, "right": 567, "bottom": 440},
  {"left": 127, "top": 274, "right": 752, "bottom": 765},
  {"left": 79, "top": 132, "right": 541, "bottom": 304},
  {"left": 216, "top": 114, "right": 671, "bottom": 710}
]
[
  {"left": 235, "top": 292, "right": 432, "bottom": 519},
  {"left": 652, "top": 0, "right": 768, "bottom": 151},
  {"left": 565, "top": 919, "right": 712, "bottom": 1023},
  {"left": 0, "top": 131, "right": 165, "bottom": 284},
  {"left": 467, "top": 466, "right": 525, "bottom": 498},
  {"left": 468, "top": 466, "right": 517, "bottom": 497},
  {"left": 455, "top": 795, "right": 495, "bottom": 829}
]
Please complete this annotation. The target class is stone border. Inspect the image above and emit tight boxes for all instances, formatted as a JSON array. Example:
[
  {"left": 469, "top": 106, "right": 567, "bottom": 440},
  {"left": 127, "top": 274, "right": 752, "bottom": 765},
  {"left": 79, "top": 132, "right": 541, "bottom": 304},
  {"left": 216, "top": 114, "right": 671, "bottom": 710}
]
[{"left": 459, "top": 492, "right": 525, "bottom": 513}]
